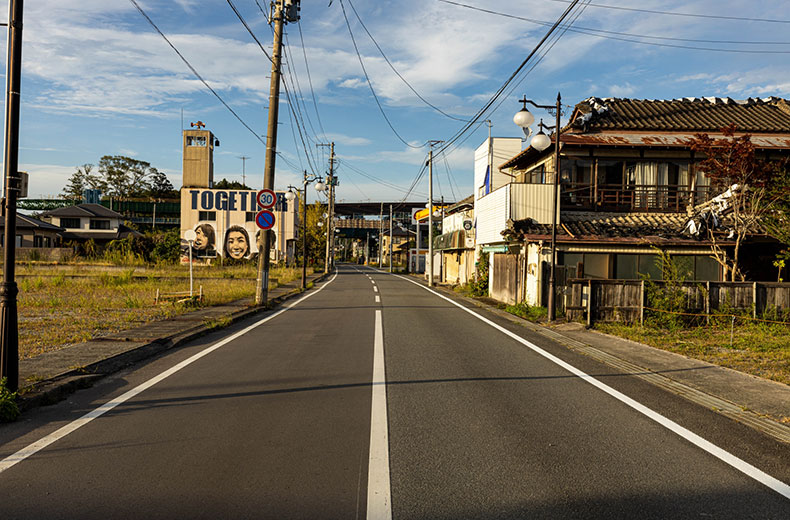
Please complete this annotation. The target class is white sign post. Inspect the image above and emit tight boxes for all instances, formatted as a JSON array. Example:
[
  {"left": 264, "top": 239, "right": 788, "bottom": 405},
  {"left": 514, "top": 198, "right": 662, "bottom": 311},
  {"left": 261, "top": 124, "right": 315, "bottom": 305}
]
[{"left": 184, "top": 229, "right": 197, "bottom": 297}]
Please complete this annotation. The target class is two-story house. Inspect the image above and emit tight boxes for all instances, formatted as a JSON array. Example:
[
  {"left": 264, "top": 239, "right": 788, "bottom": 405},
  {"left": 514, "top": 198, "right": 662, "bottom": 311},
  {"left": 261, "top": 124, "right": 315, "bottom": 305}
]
[
  {"left": 38, "top": 203, "right": 141, "bottom": 246},
  {"left": 479, "top": 97, "right": 790, "bottom": 307}
]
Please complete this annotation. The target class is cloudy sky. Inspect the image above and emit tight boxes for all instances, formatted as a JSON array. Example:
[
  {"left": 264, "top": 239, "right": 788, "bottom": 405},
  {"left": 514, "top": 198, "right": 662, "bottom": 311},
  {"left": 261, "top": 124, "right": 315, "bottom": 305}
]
[{"left": 5, "top": 0, "right": 790, "bottom": 203}]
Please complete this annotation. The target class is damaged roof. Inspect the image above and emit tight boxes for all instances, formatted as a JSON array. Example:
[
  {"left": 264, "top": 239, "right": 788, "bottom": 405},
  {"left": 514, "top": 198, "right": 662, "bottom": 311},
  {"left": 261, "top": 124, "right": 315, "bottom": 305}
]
[
  {"left": 570, "top": 97, "right": 790, "bottom": 133},
  {"left": 502, "top": 211, "right": 734, "bottom": 245}
]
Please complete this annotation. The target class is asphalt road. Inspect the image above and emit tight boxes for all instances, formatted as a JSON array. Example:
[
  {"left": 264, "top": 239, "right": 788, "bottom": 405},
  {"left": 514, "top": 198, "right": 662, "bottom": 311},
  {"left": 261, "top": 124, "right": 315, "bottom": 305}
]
[{"left": 0, "top": 265, "right": 788, "bottom": 519}]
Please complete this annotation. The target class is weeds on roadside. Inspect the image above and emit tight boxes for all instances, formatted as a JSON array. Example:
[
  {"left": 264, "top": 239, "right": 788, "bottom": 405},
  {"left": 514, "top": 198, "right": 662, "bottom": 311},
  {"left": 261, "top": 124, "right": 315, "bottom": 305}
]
[
  {"left": 0, "top": 378, "right": 19, "bottom": 423},
  {"left": 505, "top": 302, "right": 548, "bottom": 322}
]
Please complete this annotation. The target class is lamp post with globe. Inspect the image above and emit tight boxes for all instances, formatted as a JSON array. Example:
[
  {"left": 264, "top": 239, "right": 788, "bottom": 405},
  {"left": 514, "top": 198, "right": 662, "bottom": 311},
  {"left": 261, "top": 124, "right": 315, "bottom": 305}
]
[
  {"left": 285, "top": 172, "right": 326, "bottom": 289},
  {"left": 513, "top": 93, "right": 562, "bottom": 322}
]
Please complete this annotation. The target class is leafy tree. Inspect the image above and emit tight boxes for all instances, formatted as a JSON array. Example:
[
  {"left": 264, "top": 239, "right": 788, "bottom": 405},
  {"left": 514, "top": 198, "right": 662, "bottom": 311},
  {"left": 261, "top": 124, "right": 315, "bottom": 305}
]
[
  {"left": 60, "top": 164, "right": 105, "bottom": 200},
  {"left": 689, "top": 125, "right": 776, "bottom": 281},
  {"left": 214, "top": 178, "right": 251, "bottom": 190},
  {"left": 293, "top": 196, "right": 327, "bottom": 267},
  {"left": 763, "top": 158, "right": 790, "bottom": 271},
  {"left": 147, "top": 168, "right": 177, "bottom": 198},
  {"left": 98, "top": 155, "right": 158, "bottom": 200}
]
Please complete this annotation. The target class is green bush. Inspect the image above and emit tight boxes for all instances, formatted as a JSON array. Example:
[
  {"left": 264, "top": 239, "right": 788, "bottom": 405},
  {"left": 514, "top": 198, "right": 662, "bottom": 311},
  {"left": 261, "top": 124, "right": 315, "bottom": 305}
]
[
  {"left": 470, "top": 253, "right": 489, "bottom": 297},
  {"left": 0, "top": 378, "right": 19, "bottom": 423}
]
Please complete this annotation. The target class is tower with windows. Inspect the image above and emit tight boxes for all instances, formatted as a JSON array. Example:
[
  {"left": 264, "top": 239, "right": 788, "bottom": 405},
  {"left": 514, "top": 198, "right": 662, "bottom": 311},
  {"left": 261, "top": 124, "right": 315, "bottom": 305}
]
[{"left": 182, "top": 121, "right": 217, "bottom": 188}]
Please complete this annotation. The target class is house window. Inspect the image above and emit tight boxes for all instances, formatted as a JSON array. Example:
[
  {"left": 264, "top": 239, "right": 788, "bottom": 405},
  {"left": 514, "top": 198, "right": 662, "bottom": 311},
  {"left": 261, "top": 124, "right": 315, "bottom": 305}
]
[
  {"left": 198, "top": 211, "right": 216, "bottom": 221},
  {"left": 186, "top": 136, "right": 207, "bottom": 147},
  {"left": 89, "top": 219, "right": 111, "bottom": 230},
  {"left": 526, "top": 164, "right": 545, "bottom": 184},
  {"left": 15, "top": 235, "right": 22, "bottom": 248},
  {"left": 246, "top": 212, "right": 255, "bottom": 222},
  {"left": 33, "top": 235, "right": 47, "bottom": 248},
  {"left": 569, "top": 160, "right": 592, "bottom": 185},
  {"left": 60, "top": 217, "right": 80, "bottom": 229}
]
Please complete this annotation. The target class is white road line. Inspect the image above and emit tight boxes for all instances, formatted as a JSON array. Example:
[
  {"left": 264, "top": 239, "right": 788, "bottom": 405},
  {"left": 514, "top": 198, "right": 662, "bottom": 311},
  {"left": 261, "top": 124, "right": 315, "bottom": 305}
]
[
  {"left": 374, "top": 286, "right": 379, "bottom": 293},
  {"left": 366, "top": 310, "right": 392, "bottom": 519},
  {"left": 375, "top": 295, "right": 381, "bottom": 303},
  {"left": 0, "top": 273, "right": 340, "bottom": 475},
  {"left": 394, "top": 274, "right": 790, "bottom": 501}
]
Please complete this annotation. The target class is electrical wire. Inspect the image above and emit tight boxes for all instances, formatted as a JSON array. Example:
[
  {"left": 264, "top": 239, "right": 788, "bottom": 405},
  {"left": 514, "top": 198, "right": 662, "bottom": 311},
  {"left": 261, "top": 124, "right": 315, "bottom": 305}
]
[
  {"left": 439, "top": 0, "right": 790, "bottom": 54},
  {"left": 346, "top": 0, "right": 472, "bottom": 122},
  {"left": 542, "top": 0, "right": 790, "bottom": 24},
  {"left": 297, "top": 21, "right": 329, "bottom": 141},
  {"left": 338, "top": 0, "right": 425, "bottom": 149},
  {"left": 129, "top": 0, "right": 267, "bottom": 145},
  {"left": 434, "top": 0, "right": 583, "bottom": 158},
  {"left": 441, "top": 152, "right": 460, "bottom": 202},
  {"left": 338, "top": 159, "right": 428, "bottom": 197}
]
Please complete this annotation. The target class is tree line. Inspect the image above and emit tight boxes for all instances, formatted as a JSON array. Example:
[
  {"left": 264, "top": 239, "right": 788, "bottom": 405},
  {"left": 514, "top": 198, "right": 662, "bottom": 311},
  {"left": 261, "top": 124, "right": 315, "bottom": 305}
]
[{"left": 61, "top": 155, "right": 177, "bottom": 200}]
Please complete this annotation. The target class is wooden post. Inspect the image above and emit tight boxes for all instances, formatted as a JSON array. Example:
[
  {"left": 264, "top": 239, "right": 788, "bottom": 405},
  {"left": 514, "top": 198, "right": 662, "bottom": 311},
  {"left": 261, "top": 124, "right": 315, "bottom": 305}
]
[
  {"left": 640, "top": 280, "right": 645, "bottom": 326},
  {"left": 705, "top": 281, "right": 711, "bottom": 325},
  {"left": 586, "top": 279, "right": 593, "bottom": 327},
  {"left": 753, "top": 281, "right": 758, "bottom": 319}
]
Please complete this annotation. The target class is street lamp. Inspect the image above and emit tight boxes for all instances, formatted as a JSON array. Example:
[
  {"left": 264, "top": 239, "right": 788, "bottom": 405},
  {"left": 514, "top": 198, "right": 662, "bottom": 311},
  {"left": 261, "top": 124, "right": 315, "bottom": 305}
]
[
  {"left": 285, "top": 171, "right": 326, "bottom": 289},
  {"left": 514, "top": 93, "right": 562, "bottom": 322}
]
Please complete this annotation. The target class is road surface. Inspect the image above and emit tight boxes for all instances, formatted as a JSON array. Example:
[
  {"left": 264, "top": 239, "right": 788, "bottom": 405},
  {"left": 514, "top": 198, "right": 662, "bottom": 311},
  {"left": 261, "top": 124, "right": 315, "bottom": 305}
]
[{"left": 0, "top": 265, "right": 788, "bottom": 519}]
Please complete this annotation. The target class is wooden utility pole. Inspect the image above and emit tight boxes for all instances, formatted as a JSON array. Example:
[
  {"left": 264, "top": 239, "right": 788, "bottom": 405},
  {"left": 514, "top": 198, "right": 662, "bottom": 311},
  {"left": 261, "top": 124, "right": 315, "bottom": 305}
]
[
  {"left": 318, "top": 142, "right": 335, "bottom": 274},
  {"left": 0, "top": 0, "right": 24, "bottom": 391},
  {"left": 255, "top": 1, "right": 286, "bottom": 305}
]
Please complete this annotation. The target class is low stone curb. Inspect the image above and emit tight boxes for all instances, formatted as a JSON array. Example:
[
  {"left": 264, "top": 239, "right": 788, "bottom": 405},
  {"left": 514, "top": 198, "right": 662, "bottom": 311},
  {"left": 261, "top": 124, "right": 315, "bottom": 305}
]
[{"left": 17, "top": 273, "right": 329, "bottom": 412}]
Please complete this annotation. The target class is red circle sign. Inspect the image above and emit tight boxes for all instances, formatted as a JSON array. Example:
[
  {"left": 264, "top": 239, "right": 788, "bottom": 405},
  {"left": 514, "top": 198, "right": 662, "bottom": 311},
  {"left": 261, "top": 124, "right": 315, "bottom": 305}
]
[
  {"left": 255, "top": 210, "right": 276, "bottom": 230},
  {"left": 257, "top": 189, "right": 277, "bottom": 209}
]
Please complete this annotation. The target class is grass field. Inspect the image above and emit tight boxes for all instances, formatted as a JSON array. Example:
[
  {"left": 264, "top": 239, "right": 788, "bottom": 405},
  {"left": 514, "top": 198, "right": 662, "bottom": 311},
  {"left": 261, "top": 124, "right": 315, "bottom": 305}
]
[
  {"left": 594, "top": 319, "right": 790, "bottom": 387},
  {"left": 12, "top": 263, "right": 306, "bottom": 360}
]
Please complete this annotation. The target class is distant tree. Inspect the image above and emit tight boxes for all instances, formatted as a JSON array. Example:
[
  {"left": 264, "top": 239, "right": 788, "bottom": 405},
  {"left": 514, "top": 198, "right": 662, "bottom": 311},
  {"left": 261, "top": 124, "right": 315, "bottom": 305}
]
[
  {"left": 689, "top": 125, "right": 776, "bottom": 281},
  {"left": 147, "top": 168, "right": 177, "bottom": 198},
  {"left": 98, "top": 155, "right": 159, "bottom": 200},
  {"left": 60, "top": 164, "right": 103, "bottom": 200},
  {"left": 214, "top": 178, "right": 251, "bottom": 190}
]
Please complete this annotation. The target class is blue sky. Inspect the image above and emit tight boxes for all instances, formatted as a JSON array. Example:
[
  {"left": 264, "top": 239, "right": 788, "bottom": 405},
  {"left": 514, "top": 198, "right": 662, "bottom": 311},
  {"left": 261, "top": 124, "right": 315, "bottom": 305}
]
[{"left": 6, "top": 0, "right": 790, "bottom": 204}]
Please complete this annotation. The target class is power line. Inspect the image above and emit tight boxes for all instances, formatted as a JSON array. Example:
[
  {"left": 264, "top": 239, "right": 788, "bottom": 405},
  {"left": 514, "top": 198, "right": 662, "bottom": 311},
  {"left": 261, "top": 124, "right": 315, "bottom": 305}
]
[
  {"left": 297, "top": 21, "right": 329, "bottom": 140},
  {"left": 542, "top": 0, "right": 790, "bottom": 24},
  {"left": 338, "top": 0, "right": 425, "bottom": 149},
  {"left": 439, "top": 0, "right": 790, "bottom": 54},
  {"left": 435, "top": 0, "right": 584, "bottom": 158},
  {"left": 129, "top": 0, "right": 267, "bottom": 145},
  {"left": 346, "top": 0, "right": 472, "bottom": 122},
  {"left": 338, "top": 159, "right": 428, "bottom": 197}
]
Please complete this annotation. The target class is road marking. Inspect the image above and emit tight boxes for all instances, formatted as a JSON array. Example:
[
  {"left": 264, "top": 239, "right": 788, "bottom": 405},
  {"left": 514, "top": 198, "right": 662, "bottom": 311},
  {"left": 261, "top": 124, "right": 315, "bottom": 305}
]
[
  {"left": 366, "top": 309, "right": 392, "bottom": 519},
  {"left": 375, "top": 295, "right": 381, "bottom": 303},
  {"left": 374, "top": 286, "right": 379, "bottom": 293},
  {"left": 394, "top": 274, "right": 790, "bottom": 501},
  {"left": 0, "top": 273, "right": 340, "bottom": 475}
]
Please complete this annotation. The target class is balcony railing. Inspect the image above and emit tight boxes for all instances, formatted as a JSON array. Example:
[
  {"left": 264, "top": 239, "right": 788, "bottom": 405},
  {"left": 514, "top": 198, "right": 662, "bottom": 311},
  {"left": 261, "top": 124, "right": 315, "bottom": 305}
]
[{"left": 561, "top": 183, "right": 713, "bottom": 213}]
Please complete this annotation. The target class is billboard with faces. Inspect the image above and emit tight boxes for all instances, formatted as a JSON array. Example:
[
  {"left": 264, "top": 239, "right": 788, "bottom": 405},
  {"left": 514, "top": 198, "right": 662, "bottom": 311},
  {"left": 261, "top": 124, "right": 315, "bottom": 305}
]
[{"left": 180, "top": 188, "right": 288, "bottom": 263}]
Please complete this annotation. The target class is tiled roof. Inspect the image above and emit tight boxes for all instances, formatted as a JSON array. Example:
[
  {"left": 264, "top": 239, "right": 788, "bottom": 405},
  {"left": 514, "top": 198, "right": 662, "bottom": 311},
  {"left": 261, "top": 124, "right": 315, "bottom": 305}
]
[
  {"left": 39, "top": 203, "right": 124, "bottom": 219},
  {"left": 502, "top": 211, "right": 733, "bottom": 244},
  {"left": 0, "top": 214, "right": 63, "bottom": 231},
  {"left": 571, "top": 97, "right": 790, "bottom": 133}
]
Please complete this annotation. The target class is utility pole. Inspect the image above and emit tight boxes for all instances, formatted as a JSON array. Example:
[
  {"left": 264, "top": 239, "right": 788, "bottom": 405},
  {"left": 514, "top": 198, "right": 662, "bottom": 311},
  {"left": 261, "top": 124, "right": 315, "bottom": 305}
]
[
  {"left": 388, "top": 204, "right": 393, "bottom": 273},
  {"left": 426, "top": 140, "right": 443, "bottom": 287},
  {"left": 379, "top": 205, "right": 384, "bottom": 268},
  {"left": 255, "top": 0, "right": 289, "bottom": 305},
  {"left": 0, "top": 0, "right": 24, "bottom": 392},
  {"left": 318, "top": 142, "right": 335, "bottom": 274},
  {"left": 238, "top": 155, "right": 250, "bottom": 187}
]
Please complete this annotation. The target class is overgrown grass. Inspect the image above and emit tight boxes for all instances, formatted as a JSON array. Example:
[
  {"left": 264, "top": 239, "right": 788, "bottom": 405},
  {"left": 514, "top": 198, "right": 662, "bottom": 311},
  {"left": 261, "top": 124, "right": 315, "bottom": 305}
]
[
  {"left": 595, "top": 320, "right": 790, "bottom": 386},
  {"left": 10, "top": 263, "right": 307, "bottom": 359},
  {"left": 504, "top": 302, "right": 548, "bottom": 322}
]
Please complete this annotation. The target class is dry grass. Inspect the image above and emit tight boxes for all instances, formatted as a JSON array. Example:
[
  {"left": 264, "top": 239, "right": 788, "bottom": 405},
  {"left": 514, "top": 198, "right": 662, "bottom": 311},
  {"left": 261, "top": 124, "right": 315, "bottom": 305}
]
[
  {"left": 595, "top": 320, "right": 790, "bottom": 386},
  {"left": 12, "top": 263, "right": 306, "bottom": 359}
]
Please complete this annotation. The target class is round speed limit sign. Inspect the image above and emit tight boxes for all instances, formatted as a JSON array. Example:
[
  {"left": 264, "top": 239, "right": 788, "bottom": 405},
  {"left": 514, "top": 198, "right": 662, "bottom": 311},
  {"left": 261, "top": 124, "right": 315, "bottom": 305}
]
[{"left": 256, "top": 189, "right": 277, "bottom": 209}]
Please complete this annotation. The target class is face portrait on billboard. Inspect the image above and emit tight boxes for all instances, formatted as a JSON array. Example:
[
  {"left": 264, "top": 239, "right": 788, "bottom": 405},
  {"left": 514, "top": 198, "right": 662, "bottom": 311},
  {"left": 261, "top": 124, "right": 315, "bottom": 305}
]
[
  {"left": 224, "top": 225, "right": 250, "bottom": 260},
  {"left": 194, "top": 223, "right": 215, "bottom": 251}
]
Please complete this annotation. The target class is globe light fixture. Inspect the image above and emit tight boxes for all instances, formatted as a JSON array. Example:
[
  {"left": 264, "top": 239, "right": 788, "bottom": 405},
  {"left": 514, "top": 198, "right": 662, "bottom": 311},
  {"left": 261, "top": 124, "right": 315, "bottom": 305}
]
[
  {"left": 531, "top": 121, "right": 552, "bottom": 152},
  {"left": 514, "top": 93, "right": 563, "bottom": 322},
  {"left": 284, "top": 188, "right": 296, "bottom": 201}
]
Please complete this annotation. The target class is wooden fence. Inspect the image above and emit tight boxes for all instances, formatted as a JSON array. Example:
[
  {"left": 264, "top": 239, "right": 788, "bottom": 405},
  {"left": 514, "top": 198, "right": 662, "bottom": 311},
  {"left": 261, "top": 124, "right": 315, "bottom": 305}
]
[{"left": 565, "top": 279, "right": 790, "bottom": 325}]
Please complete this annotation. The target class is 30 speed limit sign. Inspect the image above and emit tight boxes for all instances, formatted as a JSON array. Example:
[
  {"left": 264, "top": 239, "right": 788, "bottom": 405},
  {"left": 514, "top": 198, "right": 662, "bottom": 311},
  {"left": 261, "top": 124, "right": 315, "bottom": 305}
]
[{"left": 256, "top": 189, "right": 277, "bottom": 209}]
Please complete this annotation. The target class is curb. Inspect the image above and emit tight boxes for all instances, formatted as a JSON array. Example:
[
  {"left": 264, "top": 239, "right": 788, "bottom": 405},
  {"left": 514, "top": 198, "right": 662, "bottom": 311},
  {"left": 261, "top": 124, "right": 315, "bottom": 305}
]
[{"left": 17, "top": 272, "right": 329, "bottom": 412}]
